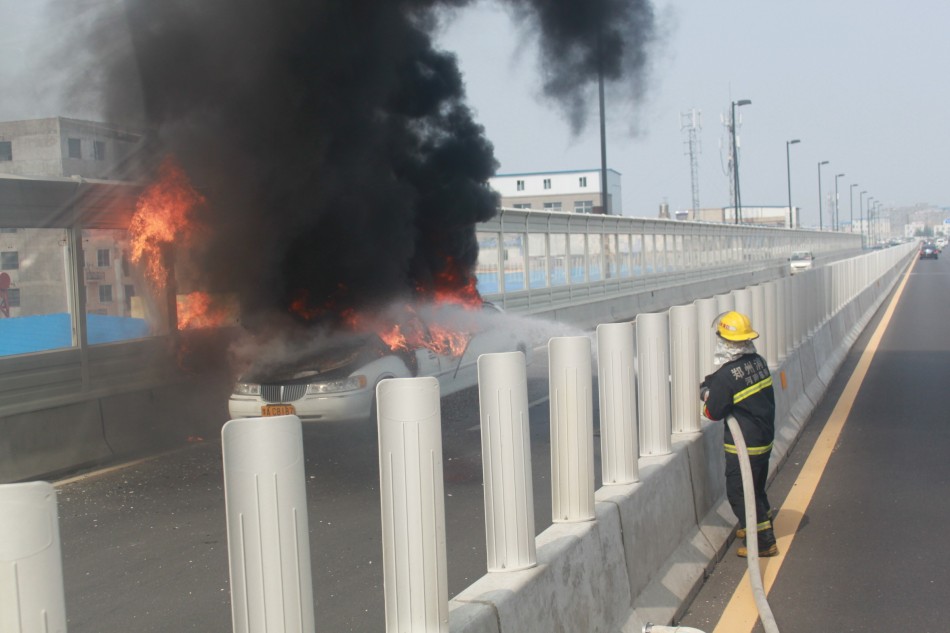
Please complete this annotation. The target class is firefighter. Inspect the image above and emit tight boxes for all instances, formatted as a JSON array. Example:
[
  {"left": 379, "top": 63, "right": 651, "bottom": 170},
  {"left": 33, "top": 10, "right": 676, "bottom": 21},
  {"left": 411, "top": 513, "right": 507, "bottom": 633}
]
[{"left": 699, "top": 311, "right": 778, "bottom": 557}]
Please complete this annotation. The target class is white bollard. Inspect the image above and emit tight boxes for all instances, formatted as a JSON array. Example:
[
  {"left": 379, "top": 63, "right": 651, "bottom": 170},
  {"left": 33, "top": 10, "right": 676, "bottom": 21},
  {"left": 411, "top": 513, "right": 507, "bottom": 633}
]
[
  {"left": 221, "top": 415, "right": 315, "bottom": 633},
  {"left": 636, "top": 312, "right": 672, "bottom": 456},
  {"left": 0, "top": 481, "right": 67, "bottom": 633},
  {"left": 670, "top": 305, "right": 700, "bottom": 434},
  {"left": 548, "top": 336, "right": 595, "bottom": 522},
  {"left": 764, "top": 281, "right": 778, "bottom": 367},
  {"left": 595, "top": 323, "right": 639, "bottom": 485},
  {"left": 476, "top": 352, "right": 537, "bottom": 572},
  {"left": 791, "top": 274, "right": 803, "bottom": 348},
  {"left": 776, "top": 277, "right": 788, "bottom": 361},
  {"left": 715, "top": 291, "right": 735, "bottom": 317},
  {"left": 695, "top": 297, "right": 718, "bottom": 378},
  {"left": 376, "top": 378, "right": 449, "bottom": 632},
  {"left": 733, "top": 287, "right": 753, "bottom": 318}
]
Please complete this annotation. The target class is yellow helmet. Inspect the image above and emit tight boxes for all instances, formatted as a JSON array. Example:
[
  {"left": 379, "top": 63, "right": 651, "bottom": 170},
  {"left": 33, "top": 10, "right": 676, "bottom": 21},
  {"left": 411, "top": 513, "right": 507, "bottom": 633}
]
[{"left": 716, "top": 311, "right": 758, "bottom": 341}]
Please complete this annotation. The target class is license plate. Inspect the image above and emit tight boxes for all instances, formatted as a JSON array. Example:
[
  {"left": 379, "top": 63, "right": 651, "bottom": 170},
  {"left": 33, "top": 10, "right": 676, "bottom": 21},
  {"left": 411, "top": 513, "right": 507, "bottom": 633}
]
[{"left": 262, "top": 404, "right": 296, "bottom": 417}]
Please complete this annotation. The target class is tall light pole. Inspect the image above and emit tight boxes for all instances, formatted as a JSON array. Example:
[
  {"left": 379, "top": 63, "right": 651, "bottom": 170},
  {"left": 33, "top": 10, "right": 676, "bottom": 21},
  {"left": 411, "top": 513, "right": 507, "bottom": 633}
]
[
  {"left": 860, "top": 190, "right": 867, "bottom": 248},
  {"left": 850, "top": 183, "right": 858, "bottom": 233},
  {"left": 817, "top": 160, "right": 829, "bottom": 230},
  {"left": 786, "top": 139, "right": 800, "bottom": 228},
  {"left": 597, "top": 32, "right": 609, "bottom": 214},
  {"left": 868, "top": 197, "right": 875, "bottom": 246},
  {"left": 834, "top": 173, "right": 845, "bottom": 231},
  {"left": 731, "top": 99, "right": 752, "bottom": 224}
]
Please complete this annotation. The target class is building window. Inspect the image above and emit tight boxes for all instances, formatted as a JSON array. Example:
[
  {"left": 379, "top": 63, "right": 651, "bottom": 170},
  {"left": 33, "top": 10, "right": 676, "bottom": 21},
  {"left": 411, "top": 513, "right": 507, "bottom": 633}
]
[
  {"left": 513, "top": 203, "right": 532, "bottom": 209},
  {"left": 574, "top": 200, "right": 594, "bottom": 214},
  {"left": 579, "top": 176, "right": 587, "bottom": 187},
  {"left": 97, "top": 249, "right": 111, "bottom": 267},
  {"left": 68, "top": 138, "right": 82, "bottom": 159},
  {"left": 516, "top": 180, "right": 525, "bottom": 191},
  {"left": 6, "top": 288, "right": 19, "bottom": 307},
  {"left": 543, "top": 179, "right": 552, "bottom": 189},
  {"left": 543, "top": 202, "right": 563, "bottom": 211},
  {"left": 0, "top": 141, "right": 11, "bottom": 161},
  {"left": 1, "top": 251, "right": 18, "bottom": 270},
  {"left": 0, "top": 228, "right": 16, "bottom": 234},
  {"left": 99, "top": 285, "right": 113, "bottom": 303},
  {"left": 94, "top": 140, "right": 106, "bottom": 161},
  {"left": 125, "top": 285, "right": 135, "bottom": 311}
]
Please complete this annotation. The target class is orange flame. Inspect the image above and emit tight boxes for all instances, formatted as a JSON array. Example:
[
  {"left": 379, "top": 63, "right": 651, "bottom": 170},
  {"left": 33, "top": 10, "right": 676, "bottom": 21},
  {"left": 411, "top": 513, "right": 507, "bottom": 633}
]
[
  {"left": 419, "top": 256, "right": 482, "bottom": 310},
  {"left": 129, "top": 157, "right": 205, "bottom": 288},
  {"left": 176, "top": 292, "right": 237, "bottom": 330}
]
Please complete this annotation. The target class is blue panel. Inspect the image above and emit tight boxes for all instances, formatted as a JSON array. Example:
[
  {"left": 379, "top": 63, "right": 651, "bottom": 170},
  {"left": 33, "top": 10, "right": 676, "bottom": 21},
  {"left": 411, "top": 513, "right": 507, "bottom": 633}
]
[
  {"left": 0, "top": 313, "right": 72, "bottom": 356},
  {"left": 87, "top": 314, "right": 150, "bottom": 344}
]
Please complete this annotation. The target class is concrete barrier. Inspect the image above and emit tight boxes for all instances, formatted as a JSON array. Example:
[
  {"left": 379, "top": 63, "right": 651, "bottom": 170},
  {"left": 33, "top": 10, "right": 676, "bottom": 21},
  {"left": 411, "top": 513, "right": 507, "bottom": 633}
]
[{"left": 448, "top": 244, "right": 915, "bottom": 632}]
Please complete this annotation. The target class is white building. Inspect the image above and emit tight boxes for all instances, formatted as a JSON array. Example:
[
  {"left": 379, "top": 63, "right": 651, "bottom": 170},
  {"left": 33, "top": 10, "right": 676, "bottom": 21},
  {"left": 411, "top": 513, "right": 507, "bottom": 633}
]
[{"left": 489, "top": 168, "right": 622, "bottom": 215}]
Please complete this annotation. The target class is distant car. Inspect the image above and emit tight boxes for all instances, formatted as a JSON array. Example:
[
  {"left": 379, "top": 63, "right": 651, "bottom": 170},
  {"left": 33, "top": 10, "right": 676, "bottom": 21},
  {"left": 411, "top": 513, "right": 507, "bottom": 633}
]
[
  {"left": 789, "top": 250, "right": 814, "bottom": 274},
  {"left": 227, "top": 303, "right": 529, "bottom": 422},
  {"left": 919, "top": 242, "right": 939, "bottom": 259}
]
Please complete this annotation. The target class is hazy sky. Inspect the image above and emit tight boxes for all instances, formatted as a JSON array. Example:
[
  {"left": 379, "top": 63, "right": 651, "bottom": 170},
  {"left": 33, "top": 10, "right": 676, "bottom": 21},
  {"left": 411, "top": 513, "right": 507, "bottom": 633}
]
[
  {"left": 3, "top": 0, "right": 948, "bottom": 227},
  {"left": 437, "top": 0, "right": 950, "bottom": 224}
]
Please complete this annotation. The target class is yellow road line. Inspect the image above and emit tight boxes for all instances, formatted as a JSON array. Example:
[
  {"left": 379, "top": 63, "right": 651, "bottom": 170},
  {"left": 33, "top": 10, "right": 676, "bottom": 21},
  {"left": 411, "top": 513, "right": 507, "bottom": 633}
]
[{"left": 713, "top": 263, "right": 913, "bottom": 633}]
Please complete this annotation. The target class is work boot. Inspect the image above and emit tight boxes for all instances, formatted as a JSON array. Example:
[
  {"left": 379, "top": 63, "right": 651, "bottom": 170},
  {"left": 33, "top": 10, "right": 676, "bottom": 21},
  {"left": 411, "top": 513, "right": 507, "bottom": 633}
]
[
  {"left": 737, "top": 509, "right": 774, "bottom": 540},
  {"left": 737, "top": 525, "right": 778, "bottom": 557},
  {"left": 737, "top": 543, "right": 779, "bottom": 558}
]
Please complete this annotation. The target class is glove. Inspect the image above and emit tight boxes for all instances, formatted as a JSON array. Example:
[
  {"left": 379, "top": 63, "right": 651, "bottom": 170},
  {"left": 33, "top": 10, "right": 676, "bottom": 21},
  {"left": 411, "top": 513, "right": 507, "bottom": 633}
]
[{"left": 699, "top": 387, "right": 710, "bottom": 402}]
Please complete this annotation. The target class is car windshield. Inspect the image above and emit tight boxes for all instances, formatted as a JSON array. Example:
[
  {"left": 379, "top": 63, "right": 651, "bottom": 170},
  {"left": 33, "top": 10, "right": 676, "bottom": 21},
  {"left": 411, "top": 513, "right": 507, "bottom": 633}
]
[{"left": 791, "top": 252, "right": 812, "bottom": 261}]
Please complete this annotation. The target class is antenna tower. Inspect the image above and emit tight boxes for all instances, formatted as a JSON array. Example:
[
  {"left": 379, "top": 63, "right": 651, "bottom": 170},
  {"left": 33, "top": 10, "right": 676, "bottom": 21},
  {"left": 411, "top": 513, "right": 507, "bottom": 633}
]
[{"left": 681, "top": 109, "right": 702, "bottom": 219}]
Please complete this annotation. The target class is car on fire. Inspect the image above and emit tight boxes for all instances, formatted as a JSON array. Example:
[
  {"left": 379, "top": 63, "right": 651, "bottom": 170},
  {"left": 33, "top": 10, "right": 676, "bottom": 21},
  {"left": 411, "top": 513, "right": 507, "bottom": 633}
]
[{"left": 227, "top": 303, "right": 529, "bottom": 422}]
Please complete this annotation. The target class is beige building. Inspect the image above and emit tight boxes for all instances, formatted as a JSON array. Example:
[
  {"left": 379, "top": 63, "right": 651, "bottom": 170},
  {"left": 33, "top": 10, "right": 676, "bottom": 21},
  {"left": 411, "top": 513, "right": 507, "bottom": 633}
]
[{"left": 678, "top": 205, "right": 797, "bottom": 228}]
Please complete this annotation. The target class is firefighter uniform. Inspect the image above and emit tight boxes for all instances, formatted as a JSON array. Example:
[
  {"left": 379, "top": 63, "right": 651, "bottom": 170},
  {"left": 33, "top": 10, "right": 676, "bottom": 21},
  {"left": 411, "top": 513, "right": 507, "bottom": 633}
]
[{"left": 701, "top": 312, "right": 778, "bottom": 557}]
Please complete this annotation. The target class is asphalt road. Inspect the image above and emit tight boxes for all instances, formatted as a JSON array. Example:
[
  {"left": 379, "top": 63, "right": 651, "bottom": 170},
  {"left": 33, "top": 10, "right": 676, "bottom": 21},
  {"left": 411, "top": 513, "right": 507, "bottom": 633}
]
[
  {"left": 56, "top": 345, "right": 590, "bottom": 633},
  {"left": 679, "top": 252, "right": 950, "bottom": 632}
]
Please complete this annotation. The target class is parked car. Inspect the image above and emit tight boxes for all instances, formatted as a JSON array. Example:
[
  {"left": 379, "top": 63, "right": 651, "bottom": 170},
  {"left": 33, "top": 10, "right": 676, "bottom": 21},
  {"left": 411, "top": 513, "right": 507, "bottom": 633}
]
[
  {"left": 919, "top": 242, "right": 939, "bottom": 259},
  {"left": 789, "top": 250, "right": 815, "bottom": 274},
  {"left": 227, "top": 303, "right": 529, "bottom": 422}
]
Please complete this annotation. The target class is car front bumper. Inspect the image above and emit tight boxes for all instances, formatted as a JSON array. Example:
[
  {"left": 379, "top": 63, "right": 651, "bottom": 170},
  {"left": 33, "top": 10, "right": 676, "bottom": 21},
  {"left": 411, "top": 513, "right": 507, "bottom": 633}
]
[{"left": 228, "top": 388, "right": 375, "bottom": 423}]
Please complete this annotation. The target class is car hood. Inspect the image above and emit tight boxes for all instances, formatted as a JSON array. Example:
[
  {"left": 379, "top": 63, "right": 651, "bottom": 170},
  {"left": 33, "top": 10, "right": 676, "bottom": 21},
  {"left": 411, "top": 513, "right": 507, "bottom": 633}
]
[{"left": 240, "top": 337, "right": 387, "bottom": 384}]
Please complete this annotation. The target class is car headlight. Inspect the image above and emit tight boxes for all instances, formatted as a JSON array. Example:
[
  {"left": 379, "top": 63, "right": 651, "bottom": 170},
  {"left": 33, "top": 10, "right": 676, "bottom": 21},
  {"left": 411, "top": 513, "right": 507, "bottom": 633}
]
[
  {"left": 306, "top": 375, "right": 368, "bottom": 395},
  {"left": 233, "top": 382, "right": 261, "bottom": 396}
]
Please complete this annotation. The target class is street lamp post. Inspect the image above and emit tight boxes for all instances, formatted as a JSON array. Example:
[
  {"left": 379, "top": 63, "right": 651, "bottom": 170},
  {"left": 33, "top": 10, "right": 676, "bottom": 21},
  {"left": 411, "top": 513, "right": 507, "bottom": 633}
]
[
  {"left": 731, "top": 99, "right": 752, "bottom": 224},
  {"left": 850, "top": 183, "right": 858, "bottom": 233},
  {"left": 786, "top": 139, "right": 800, "bottom": 228},
  {"left": 817, "top": 161, "right": 829, "bottom": 230},
  {"left": 868, "top": 197, "right": 875, "bottom": 246},
  {"left": 860, "top": 190, "right": 867, "bottom": 248},
  {"left": 834, "top": 173, "right": 845, "bottom": 231}
]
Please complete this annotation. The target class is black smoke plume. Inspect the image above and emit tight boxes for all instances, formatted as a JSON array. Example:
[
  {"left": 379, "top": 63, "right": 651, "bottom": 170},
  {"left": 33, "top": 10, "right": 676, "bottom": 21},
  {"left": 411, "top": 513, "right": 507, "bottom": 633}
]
[{"left": 63, "top": 0, "right": 656, "bottom": 328}]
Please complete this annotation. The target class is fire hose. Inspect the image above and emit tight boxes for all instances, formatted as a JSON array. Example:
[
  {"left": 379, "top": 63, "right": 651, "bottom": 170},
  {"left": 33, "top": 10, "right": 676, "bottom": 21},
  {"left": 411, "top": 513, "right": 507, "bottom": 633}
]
[{"left": 644, "top": 415, "right": 780, "bottom": 633}]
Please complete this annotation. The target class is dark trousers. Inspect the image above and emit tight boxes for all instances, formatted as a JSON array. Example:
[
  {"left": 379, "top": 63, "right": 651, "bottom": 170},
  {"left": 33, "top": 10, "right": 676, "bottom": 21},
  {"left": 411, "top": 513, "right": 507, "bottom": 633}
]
[{"left": 725, "top": 449, "right": 775, "bottom": 546}]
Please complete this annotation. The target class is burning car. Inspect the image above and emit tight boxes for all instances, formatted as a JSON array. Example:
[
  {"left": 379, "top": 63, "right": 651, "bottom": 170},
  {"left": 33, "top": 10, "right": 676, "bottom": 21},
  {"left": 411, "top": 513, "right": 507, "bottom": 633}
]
[{"left": 227, "top": 302, "right": 528, "bottom": 422}]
